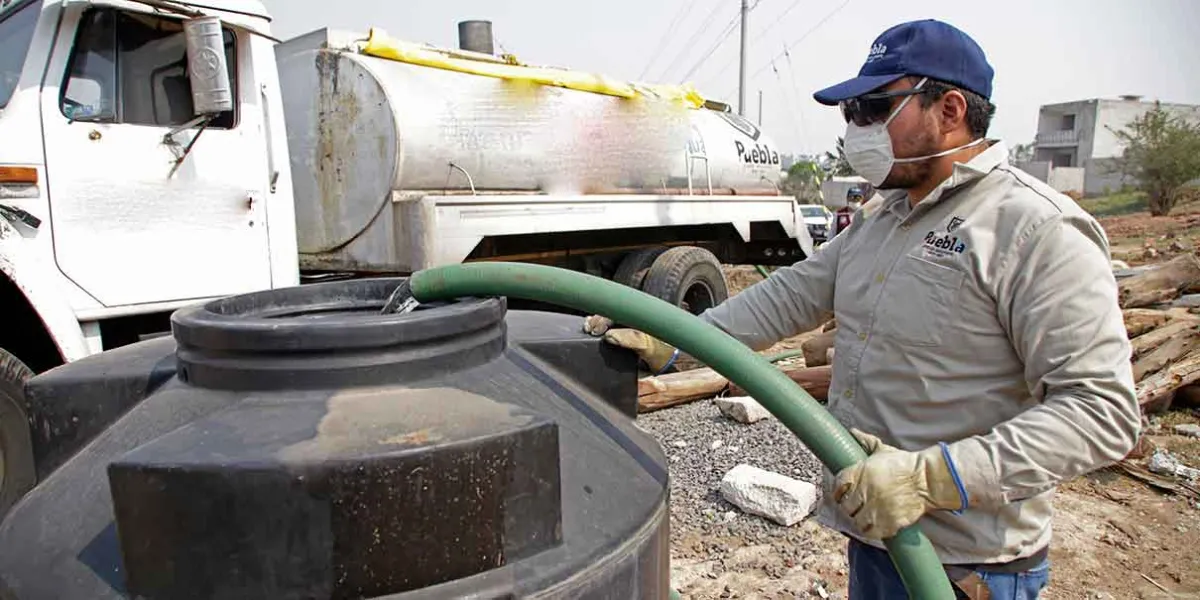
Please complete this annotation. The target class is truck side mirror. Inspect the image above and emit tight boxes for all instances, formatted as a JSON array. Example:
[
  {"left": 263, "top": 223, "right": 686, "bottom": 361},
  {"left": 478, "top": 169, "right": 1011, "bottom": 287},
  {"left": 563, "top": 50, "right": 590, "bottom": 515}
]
[{"left": 183, "top": 16, "right": 233, "bottom": 116}]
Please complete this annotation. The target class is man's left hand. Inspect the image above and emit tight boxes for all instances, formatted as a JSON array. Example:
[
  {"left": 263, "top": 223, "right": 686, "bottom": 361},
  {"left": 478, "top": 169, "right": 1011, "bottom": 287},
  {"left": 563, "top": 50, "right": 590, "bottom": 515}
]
[{"left": 833, "top": 429, "right": 967, "bottom": 539}]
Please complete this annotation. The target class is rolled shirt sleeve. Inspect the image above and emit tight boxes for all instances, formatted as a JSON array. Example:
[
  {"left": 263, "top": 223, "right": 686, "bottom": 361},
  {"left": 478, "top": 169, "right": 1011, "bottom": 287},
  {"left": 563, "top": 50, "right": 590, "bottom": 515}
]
[{"left": 946, "top": 213, "right": 1141, "bottom": 508}]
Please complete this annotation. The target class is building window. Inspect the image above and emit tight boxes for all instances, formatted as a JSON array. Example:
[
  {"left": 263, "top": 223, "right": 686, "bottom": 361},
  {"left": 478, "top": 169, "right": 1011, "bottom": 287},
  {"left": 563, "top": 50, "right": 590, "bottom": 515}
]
[
  {"left": 60, "top": 8, "right": 237, "bottom": 128},
  {"left": 1052, "top": 152, "right": 1073, "bottom": 168},
  {"left": 1060, "top": 114, "right": 1076, "bottom": 131}
]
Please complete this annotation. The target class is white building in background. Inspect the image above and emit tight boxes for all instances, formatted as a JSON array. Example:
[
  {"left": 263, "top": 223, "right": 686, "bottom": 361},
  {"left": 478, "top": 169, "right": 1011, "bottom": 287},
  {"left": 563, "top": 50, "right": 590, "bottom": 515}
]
[{"left": 1026, "top": 96, "right": 1200, "bottom": 196}]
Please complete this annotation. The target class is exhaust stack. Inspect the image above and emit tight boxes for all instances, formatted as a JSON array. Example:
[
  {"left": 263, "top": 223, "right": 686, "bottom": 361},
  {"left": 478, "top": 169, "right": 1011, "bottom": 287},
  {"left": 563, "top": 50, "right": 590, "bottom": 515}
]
[{"left": 457, "top": 20, "right": 494, "bottom": 55}]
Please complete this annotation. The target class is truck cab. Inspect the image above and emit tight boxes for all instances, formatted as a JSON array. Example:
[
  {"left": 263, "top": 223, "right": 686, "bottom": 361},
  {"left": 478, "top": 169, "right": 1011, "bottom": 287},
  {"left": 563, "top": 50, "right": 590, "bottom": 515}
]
[{"left": 0, "top": 0, "right": 294, "bottom": 515}]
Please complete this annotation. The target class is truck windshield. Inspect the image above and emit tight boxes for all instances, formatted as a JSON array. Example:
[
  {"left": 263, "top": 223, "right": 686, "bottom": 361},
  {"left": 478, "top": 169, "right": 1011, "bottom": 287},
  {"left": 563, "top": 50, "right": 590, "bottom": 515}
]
[
  {"left": 0, "top": 0, "right": 39, "bottom": 108},
  {"left": 799, "top": 207, "right": 827, "bottom": 218}
]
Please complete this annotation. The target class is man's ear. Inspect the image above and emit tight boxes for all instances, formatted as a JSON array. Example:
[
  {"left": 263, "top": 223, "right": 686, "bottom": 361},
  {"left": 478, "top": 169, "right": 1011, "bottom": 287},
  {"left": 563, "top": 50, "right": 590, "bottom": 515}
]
[{"left": 939, "top": 90, "right": 969, "bottom": 135}]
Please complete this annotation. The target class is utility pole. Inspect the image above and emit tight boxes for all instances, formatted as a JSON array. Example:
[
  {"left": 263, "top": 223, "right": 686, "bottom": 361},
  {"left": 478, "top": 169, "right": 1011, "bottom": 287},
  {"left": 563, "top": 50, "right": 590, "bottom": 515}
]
[
  {"left": 757, "top": 90, "right": 763, "bottom": 125},
  {"left": 738, "top": 0, "right": 749, "bottom": 116}
]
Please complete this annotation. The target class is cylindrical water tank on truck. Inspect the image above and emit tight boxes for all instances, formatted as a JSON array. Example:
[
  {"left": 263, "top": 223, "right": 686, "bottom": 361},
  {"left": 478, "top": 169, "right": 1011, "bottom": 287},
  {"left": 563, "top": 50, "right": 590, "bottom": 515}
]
[{"left": 274, "top": 29, "right": 786, "bottom": 257}]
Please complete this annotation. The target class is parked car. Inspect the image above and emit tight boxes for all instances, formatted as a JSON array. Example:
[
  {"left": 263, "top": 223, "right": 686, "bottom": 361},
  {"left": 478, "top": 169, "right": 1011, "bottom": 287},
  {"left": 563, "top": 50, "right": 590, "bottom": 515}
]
[{"left": 797, "top": 204, "right": 833, "bottom": 243}]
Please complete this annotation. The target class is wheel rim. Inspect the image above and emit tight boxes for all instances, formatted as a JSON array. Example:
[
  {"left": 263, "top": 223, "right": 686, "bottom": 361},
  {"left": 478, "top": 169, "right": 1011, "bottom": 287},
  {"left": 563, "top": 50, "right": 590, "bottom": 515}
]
[{"left": 680, "top": 281, "right": 717, "bottom": 315}]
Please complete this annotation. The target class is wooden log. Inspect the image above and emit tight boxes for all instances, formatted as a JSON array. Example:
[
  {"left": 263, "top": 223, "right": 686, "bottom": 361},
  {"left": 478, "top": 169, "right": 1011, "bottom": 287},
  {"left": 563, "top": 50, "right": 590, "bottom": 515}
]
[
  {"left": 1167, "top": 307, "right": 1199, "bottom": 320},
  {"left": 1130, "top": 319, "right": 1200, "bottom": 358},
  {"left": 1118, "top": 254, "right": 1200, "bottom": 308},
  {"left": 1123, "top": 308, "right": 1171, "bottom": 338},
  {"left": 1133, "top": 330, "right": 1200, "bottom": 381},
  {"left": 637, "top": 363, "right": 823, "bottom": 413},
  {"left": 802, "top": 329, "right": 837, "bottom": 368},
  {"left": 637, "top": 368, "right": 727, "bottom": 411},
  {"left": 1136, "top": 347, "right": 1200, "bottom": 413},
  {"left": 727, "top": 365, "right": 832, "bottom": 401}
]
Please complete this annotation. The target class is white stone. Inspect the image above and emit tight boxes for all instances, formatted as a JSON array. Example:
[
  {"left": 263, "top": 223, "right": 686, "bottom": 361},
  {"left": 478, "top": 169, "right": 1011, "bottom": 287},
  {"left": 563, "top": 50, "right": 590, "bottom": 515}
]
[
  {"left": 715, "top": 396, "right": 772, "bottom": 424},
  {"left": 711, "top": 440, "right": 724, "bottom": 450},
  {"left": 672, "top": 440, "right": 688, "bottom": 448},
  {"left": 1149, "top": 449, "right": 1200, "bottom": 481},
  {"left": 719, "top": 464, "right": 818, "bottom": 526},
  {"left": 1175, "top": 424, "right": 1200, "bottom": 438}
]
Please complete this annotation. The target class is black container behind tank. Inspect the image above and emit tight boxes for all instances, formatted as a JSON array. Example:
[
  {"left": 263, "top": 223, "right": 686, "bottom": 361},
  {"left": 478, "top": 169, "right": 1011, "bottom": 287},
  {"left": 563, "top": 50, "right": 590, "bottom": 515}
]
[{"left": 0, "top": 278, "right": 670, "bottom": 599}]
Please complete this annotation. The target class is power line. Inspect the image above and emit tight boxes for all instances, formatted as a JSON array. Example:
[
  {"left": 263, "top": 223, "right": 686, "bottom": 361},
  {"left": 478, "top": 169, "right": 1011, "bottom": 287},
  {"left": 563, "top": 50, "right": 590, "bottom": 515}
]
[
  {"left": 692, "top": 0, "right": 797, "bottom": 92},
  {"left": 650, "top": 0, "right": 729, "bottom": 82},
  {"left": 749, "top": 0, "right": 851, "bottom": 80},
  {"left": 677, "top": 13, "right": 741, "bottom": 83},
  {"left": 756, "top": 0, "right": 806, "bottom": 45},
  {"left": 638, "top": 0, "right": 693, "bottom": 80},
  {"left": 782, "top": 45, "right": 809, "bottom": 144},
  {"left": 770, "top": 60, "right": 805, "bottom": 143}
]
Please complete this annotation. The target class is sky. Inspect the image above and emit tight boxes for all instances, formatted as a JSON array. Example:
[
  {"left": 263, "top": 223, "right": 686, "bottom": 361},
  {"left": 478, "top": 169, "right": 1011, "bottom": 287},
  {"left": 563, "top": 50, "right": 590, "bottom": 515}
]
[{"left": 261, "top": 0, "right": 1200, "bottom": 158}]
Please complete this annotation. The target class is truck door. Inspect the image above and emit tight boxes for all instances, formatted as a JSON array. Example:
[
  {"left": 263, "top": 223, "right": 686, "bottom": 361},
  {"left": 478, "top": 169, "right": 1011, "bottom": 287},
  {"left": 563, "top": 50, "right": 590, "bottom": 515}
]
[{"left": 40, "top": 7, "right": 273, "bottom": 307}]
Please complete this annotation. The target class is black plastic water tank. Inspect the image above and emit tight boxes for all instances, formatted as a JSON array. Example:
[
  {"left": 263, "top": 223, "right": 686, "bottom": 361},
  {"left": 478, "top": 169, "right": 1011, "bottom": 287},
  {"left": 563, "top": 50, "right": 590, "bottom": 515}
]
[{"left": 0, "top": 279, "right": 670, "bottom": 599}]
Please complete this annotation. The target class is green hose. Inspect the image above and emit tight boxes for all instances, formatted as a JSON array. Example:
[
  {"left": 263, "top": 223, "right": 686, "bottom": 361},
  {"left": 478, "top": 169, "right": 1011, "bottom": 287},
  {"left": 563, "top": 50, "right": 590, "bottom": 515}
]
[{"left": 410, "top": 262, "right": 955, "bottom": 599}]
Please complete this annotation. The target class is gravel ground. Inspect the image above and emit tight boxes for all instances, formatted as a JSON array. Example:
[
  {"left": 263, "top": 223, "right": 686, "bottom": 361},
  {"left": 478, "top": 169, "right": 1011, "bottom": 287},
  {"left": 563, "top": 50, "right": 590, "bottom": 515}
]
[
  {"left": 636, "top": 395, "right": 827, "bottom": 549},
  {"left": 636, "top": 397, "right": 849, "bottom": 597}
]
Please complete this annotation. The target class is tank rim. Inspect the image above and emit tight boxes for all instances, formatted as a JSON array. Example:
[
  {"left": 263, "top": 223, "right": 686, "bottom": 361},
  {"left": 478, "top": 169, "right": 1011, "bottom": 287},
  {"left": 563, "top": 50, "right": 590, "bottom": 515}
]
[{"left": 170, "top": 277, "right": 506, "bottom": 353}]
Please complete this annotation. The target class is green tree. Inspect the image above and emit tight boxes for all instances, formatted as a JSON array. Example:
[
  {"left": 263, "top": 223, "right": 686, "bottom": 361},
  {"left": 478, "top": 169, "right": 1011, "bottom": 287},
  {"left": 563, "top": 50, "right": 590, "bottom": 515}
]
[
  {"left": 783, "top": 160, "right": 824, "bottom": 201},
  {"left": 1109, "top": 102, "right": 1200, "bottom": 216},
  {"left": 822, "top": 137, "right": 855, "bottom": 177},
  {"left": 1008, "top": 142, "right": 1035, "bottom": 164}
]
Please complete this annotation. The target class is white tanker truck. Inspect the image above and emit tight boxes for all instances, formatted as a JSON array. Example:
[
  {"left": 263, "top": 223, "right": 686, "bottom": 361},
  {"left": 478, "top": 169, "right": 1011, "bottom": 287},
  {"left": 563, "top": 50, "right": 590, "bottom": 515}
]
[{"left": 0, "top": 0, "right": 813, "bottom": 515}]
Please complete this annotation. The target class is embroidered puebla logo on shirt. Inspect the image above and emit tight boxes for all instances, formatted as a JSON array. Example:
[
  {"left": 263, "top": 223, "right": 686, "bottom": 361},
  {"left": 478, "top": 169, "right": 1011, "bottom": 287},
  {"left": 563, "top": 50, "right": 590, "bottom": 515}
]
[{"left": 920, "top": 216, "right": 968, "bottom": 259}]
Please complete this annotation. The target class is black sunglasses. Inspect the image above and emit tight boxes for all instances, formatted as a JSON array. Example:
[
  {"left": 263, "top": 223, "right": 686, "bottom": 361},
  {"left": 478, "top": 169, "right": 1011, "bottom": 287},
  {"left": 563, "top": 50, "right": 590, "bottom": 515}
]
[{"left": 839, "top": 85, "right": 925, "bottom": 127}]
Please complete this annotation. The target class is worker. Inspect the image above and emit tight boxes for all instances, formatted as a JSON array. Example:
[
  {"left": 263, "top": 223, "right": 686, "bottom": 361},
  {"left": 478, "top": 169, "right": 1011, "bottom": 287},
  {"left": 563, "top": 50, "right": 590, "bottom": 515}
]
[
  {"left": 586, "top": 18, "right": 1140, "bottom": 600},
  {"left": 833, "top": 187, "right": 865, "bottom": 237}
]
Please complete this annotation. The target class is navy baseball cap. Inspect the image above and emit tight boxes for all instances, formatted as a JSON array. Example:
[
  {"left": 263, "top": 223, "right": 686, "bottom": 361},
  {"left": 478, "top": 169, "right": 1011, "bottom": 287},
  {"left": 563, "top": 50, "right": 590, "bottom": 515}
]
[{"left": 813, "top": 19, "right": 994, "bottom": 106}]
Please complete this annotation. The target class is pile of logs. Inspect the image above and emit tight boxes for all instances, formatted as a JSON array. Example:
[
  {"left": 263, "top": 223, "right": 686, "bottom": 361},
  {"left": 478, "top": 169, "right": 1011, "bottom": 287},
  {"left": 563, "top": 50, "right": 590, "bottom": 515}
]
[
  {"left": 636, "top": 253, "right": 1200, "bottom": 415},
  {"left": 1119, "top": 254, "right": 1200, "bottom": 414}
]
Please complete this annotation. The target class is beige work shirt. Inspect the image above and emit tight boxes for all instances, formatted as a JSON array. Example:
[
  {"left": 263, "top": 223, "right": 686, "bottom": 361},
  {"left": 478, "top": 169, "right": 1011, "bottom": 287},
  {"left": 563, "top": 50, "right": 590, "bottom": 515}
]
[{"left": 699, "top": 140, "right": 1141, "bottom": 565}]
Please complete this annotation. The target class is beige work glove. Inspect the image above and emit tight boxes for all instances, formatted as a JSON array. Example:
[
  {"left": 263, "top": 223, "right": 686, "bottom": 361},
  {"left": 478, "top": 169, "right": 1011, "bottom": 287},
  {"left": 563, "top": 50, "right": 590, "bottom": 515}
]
[
  {"left": 582, "top": 315, "right": 679, "bottom": 374},
  {"left": 832, "top": 428, "right": 967, "bottom": 540}
]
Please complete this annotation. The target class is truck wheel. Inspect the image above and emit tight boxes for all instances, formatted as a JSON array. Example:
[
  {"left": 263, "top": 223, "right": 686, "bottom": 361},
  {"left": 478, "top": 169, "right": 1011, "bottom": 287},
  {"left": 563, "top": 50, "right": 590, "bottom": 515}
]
[
  {"left": 612, "top": 246, "right": 668, "bottom": 290},
  {"left": 0, "top": 349, "right": 35, "bottom": 520},
  {"left": 641, "top": 246, "right": 729, "bottom": 315}
]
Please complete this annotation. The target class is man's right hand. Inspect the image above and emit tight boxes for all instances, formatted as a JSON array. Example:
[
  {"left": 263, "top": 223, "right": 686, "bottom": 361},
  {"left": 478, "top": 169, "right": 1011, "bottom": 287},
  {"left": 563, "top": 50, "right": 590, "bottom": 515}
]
[{"left": 583, "top": 316, "right": 678, "bottom": 373}]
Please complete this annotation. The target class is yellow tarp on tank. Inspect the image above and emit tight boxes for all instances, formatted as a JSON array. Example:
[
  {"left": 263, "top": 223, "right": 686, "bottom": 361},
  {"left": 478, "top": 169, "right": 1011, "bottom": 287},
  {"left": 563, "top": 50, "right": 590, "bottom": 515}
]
[{"left": 360, "top": 28, "right": 707, "bottom": 109}]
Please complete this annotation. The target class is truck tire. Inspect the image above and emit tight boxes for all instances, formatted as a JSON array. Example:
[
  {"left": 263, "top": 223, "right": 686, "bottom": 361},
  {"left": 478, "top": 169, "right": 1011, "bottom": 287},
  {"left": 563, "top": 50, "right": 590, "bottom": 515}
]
[
  {"left": 0, "top": 349, "right": 35, "bottom": 520},
  {"left": 641, "top": 246, "right": 729, "bottom": 315},
  {"left": 612, "top": 246, "right": 668, "bottom": 290}
]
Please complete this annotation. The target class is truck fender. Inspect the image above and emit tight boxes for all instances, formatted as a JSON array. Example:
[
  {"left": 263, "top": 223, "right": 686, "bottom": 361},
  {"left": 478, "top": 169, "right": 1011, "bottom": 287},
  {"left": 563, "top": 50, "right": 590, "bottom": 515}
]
[{"left": 0, "top": 221, "right": 88, "bottom": 366}]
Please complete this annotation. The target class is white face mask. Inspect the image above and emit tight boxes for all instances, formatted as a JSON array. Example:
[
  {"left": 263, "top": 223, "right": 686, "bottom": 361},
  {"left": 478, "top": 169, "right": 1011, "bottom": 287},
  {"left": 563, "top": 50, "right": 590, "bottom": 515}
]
[{"left": 842, "top": 77, "right": 986, "bottom": 187}]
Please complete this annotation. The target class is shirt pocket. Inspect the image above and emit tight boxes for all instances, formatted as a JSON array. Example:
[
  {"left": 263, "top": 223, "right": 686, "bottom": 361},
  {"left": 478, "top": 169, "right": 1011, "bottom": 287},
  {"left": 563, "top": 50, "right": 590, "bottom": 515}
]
[{"left": 875, "top": 255, "right": 965, "bottom": 347}]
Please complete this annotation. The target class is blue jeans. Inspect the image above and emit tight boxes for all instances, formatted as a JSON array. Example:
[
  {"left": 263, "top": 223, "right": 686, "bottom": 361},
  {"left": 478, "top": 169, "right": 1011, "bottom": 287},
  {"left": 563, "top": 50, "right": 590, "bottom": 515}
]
[{"left": 848, "top": 538, "right": 1050, "bottom": 599}]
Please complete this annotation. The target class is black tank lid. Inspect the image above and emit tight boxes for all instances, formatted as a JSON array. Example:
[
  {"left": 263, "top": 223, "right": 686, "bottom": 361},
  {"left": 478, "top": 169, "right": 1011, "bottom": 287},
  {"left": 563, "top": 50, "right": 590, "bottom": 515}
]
[{"left": 170, "top": 278, "right": 507, "bottom": 390}]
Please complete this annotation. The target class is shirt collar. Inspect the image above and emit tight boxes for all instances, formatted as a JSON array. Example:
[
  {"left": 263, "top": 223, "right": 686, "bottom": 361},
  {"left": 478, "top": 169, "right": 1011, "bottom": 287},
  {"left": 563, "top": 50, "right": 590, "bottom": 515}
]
[{"left": 881, "top": 139, "right": 1008, "bottom": 219}]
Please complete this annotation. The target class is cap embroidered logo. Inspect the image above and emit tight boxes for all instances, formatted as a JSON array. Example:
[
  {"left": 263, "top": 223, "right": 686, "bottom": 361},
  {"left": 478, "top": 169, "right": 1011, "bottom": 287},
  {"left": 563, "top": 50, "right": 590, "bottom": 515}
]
[{"left": 866, "top": 43, "right": 888, "bottom": 63}]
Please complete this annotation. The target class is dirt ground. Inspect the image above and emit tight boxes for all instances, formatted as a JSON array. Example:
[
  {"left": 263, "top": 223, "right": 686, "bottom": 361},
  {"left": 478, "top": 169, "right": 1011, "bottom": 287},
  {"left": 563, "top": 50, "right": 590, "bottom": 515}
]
[
  {"left": 667, "top": 255, "right": 1200, "bottom": 599},
  {"left": 1100, "top": 198, "right": 1200, "bottom": 266}
]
